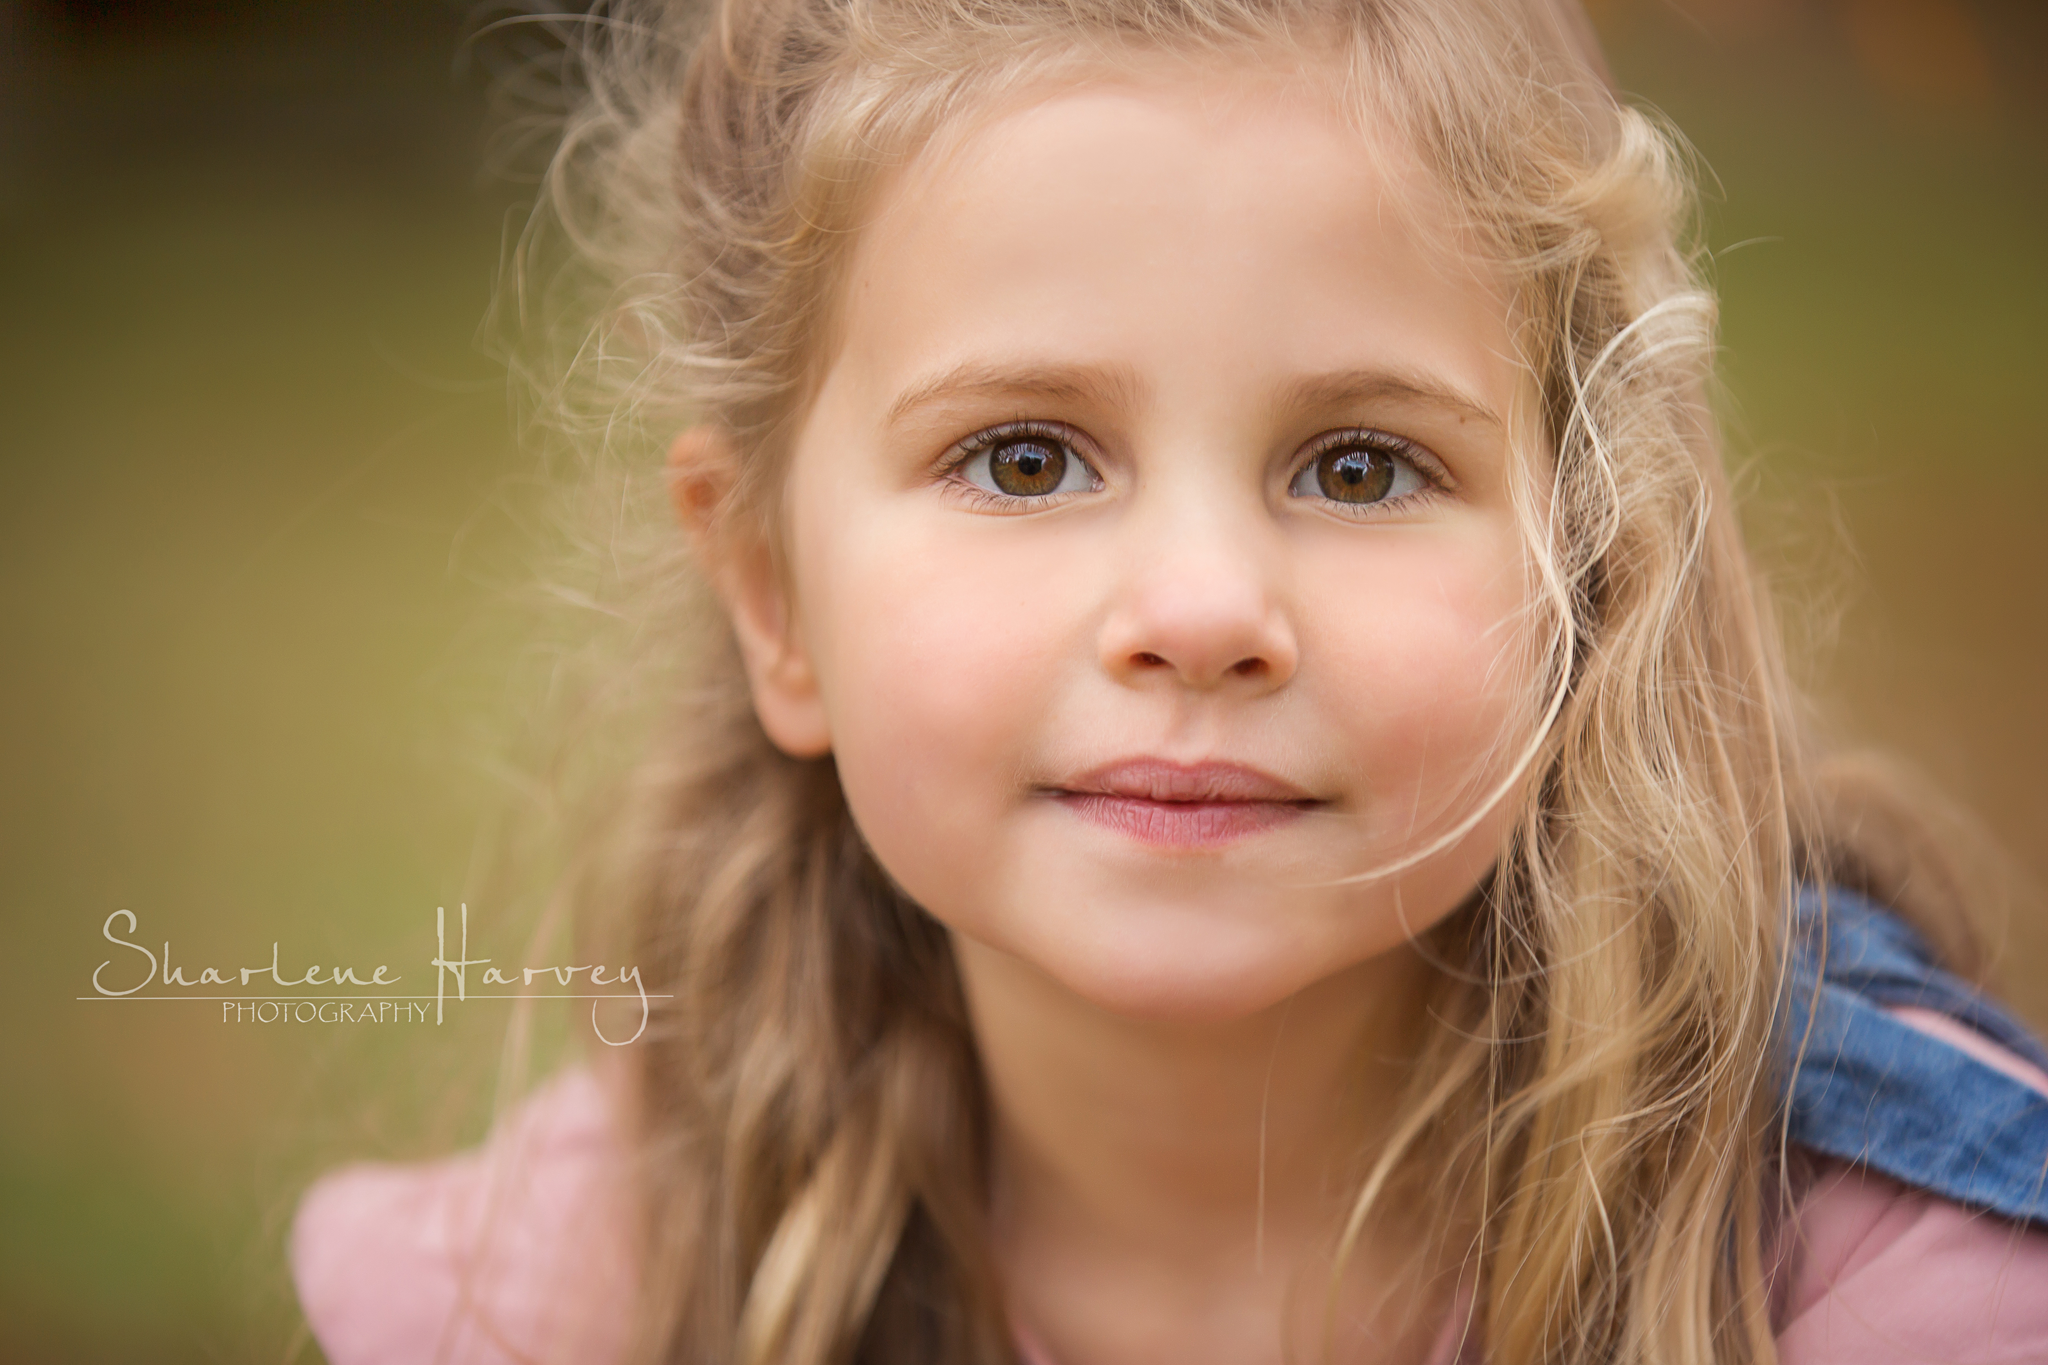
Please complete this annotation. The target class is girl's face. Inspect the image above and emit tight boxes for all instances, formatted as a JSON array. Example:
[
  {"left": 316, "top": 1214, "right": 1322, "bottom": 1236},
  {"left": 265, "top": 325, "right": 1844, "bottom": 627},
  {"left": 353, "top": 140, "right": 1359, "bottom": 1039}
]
[{"left": 731, "top": 62, "right": 1537, "bottom": 1021}]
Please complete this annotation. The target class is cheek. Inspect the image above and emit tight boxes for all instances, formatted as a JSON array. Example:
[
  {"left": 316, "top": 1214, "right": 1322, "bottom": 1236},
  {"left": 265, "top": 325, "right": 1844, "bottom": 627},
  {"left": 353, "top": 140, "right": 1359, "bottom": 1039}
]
[
  {"left": 797, "top": 516, "right": 1095, "bottom": 896},
  {"left": 1308, "top": 528, "right": 1533, "bottom": 837}
]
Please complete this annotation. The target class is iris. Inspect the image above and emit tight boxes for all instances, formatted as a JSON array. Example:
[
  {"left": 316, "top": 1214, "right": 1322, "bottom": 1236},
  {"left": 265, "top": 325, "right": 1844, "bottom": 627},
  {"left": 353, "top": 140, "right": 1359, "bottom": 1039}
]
[
  {"left": 1314, "top": 443, "right": 1396, "bottom": 503},
  {"left": 989, "top": 437, "right": 1069, "bottom": 496}
]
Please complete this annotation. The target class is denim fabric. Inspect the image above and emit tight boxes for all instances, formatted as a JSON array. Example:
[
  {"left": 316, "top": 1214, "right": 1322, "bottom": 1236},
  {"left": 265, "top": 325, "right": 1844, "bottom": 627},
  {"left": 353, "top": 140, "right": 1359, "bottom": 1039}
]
[{"left": 1785, "top": 887, "right": 2048, "bottom": 1226}]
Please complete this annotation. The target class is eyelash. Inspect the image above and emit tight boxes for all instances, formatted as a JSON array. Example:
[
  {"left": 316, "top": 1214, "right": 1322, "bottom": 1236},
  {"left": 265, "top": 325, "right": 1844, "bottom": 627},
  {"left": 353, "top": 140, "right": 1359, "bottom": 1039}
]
[
  {"left": 939, "top": 421, "right": 1102, "bottom": 510},
  {"left": 935, "top": 422, "right": 1449, "bottom": 513},
  {"left": 1286, "top": 428, "right": 1449, "bottom": 515}
]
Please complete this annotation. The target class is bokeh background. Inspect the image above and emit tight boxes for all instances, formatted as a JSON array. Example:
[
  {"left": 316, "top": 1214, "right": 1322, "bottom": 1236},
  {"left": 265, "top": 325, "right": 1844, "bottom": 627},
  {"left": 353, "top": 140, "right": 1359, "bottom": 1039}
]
[{"left": 2, "top": 0, "right": 2043, "bottom": 1359}]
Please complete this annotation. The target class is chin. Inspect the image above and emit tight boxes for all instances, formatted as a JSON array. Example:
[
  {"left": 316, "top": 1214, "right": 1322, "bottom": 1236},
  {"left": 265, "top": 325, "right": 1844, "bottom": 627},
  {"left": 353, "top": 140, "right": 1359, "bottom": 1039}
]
[{"left": 1010, "top": 904, "right": 1396, "bottom": 1025}]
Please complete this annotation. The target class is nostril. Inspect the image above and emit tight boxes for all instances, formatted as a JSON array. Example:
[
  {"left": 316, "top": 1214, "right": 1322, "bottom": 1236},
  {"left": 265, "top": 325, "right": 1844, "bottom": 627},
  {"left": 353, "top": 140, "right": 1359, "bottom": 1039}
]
[
  {"left": 1135, "top": 652, "right": 1168, "bottom": 667},
  {"left": 1231, "top": 657, "right": 1266, "bottom": 677}
]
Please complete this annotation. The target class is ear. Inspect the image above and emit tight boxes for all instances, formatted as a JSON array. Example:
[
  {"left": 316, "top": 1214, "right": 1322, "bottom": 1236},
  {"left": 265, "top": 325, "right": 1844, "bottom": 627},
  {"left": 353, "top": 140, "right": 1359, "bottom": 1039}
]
[{"left": 667, "top": 428, "right": 833, "bottom": 758}]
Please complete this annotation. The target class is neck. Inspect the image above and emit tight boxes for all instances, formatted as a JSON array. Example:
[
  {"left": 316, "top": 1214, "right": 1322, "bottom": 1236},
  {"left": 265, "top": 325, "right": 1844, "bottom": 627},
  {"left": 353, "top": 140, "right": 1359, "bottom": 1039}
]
[{"left": 954, "top": 935, "right": 1444, "bottom": 1363}]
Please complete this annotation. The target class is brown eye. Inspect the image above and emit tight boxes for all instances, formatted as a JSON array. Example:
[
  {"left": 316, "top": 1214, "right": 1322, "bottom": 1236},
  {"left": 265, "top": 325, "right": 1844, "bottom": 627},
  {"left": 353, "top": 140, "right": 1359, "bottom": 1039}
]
[
  {"left": 957, "top": 425, "right": 1098, "bottom": 502},
  {"left": 989, "top": 438, "right": 1068, "bottom": 496},
  {"left": 1314, "top": 445, "right": 1393, "bottom": 503},
  {"left": 1289, "top": 432, "right": 1429, "bottom": 508}
]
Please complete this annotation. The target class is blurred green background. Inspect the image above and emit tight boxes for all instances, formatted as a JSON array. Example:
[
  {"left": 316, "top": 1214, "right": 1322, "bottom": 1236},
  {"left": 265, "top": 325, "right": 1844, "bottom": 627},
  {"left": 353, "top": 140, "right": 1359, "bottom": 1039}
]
[{"left": 1, "top": 0, "right": 2042, "bottom": 1360}]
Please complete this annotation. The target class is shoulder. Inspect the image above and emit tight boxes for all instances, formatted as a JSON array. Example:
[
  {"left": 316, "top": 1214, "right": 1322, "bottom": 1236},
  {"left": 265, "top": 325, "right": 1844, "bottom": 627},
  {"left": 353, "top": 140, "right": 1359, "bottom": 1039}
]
[
  {"left": 1775, "top": 1160, "right": 2048, "bottom": 1364},
  {"left": 289, "top": 1068, "right": 637, "bottom": 1365},
  {"left": 1787, "top": 888, "right": 2048, "bottom": 1227},
  {"left": 1773, "top": 1000, "right": 2048, "bottom": 1364}
]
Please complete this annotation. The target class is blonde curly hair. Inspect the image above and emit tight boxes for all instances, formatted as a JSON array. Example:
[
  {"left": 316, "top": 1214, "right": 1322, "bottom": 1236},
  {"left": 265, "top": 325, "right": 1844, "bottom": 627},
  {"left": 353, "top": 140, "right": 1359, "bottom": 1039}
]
[{"left": 502, "top": 2, "right": 1988, "bottom": 1361}]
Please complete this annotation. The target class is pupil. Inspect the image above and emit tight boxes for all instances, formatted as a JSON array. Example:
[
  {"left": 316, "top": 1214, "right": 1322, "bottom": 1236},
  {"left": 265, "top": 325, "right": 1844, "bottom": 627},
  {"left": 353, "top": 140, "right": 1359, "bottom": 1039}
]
[
  {"left": 990, "top": 439, "right": 1066, "bottom": 496},
  {"left": 1316, "top": 446, "right": 1394, "bottom": 504}
]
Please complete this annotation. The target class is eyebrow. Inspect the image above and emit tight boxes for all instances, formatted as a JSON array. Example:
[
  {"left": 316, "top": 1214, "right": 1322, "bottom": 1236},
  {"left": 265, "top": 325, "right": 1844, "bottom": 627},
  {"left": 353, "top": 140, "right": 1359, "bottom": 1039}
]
[
  {"left": 1276, "top": 368, "right": 1504, "bottom": 430},
  {"left": 884, "top": 360, "right": 1149, "bottom": 427},
  {"left": 882, "top": 359, "right": 1502, "bottom": 431}
]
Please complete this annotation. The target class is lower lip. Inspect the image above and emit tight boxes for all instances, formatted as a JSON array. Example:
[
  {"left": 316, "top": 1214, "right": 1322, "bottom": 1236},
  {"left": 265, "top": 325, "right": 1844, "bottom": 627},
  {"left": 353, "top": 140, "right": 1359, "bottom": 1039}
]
[{"left": 1055, "top": 793, "right": 1310, "bottom": 848}]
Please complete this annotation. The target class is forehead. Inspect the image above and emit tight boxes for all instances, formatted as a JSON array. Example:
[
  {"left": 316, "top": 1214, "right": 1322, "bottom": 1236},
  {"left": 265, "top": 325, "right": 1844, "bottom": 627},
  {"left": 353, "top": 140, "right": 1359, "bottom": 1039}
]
[{"left": 809, "top": 55, "right": 1521, "bottom": 441}]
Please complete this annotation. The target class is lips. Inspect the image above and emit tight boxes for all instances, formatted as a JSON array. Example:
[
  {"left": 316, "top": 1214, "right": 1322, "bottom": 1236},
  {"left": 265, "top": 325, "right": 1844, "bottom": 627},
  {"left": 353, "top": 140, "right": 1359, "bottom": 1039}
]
[{"left": 1048, "top": 759, "right": 1319, "bottom": 848}]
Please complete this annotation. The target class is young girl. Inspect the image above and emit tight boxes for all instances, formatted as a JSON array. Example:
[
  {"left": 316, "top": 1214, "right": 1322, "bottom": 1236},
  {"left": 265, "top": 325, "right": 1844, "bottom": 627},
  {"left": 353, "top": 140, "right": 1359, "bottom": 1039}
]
[{"left": 290, "top": 1, "right": 2048, "bottom": 1362}]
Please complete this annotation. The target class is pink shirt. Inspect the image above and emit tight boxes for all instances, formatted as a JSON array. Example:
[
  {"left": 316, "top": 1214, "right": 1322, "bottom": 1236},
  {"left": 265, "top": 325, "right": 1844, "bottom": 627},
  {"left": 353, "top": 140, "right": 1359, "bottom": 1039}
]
[{"left": 293, "top": 1044, "right": 2048, "bottom": 1365}]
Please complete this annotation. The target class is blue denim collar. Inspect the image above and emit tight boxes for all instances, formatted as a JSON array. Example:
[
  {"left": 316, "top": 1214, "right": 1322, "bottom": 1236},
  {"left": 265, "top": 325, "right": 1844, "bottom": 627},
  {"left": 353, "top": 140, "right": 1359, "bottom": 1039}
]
[{"left": 1784, "top": 887, "right": 2048, "bottom": 1226}]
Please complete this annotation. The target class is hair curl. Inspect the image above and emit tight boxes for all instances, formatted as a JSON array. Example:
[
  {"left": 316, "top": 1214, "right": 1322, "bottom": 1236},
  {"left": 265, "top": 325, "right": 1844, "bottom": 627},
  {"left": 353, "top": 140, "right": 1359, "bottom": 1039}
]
[{"left": 502, "top": 3, "right": 1991, "bottom": 1362}]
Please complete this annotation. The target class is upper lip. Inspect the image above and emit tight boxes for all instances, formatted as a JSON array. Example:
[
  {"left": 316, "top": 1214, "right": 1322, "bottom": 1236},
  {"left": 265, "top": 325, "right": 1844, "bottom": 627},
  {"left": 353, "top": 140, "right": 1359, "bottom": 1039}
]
[{"left": 1054, "top": 759, "right": 1317, "bottom": 804}]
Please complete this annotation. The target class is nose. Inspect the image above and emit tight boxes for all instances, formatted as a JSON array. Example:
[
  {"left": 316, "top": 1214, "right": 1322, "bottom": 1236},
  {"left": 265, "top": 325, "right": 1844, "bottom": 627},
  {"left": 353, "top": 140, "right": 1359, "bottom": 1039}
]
[{"left": 1097, "top": 506, "right": 1298, "bottom": 693}]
